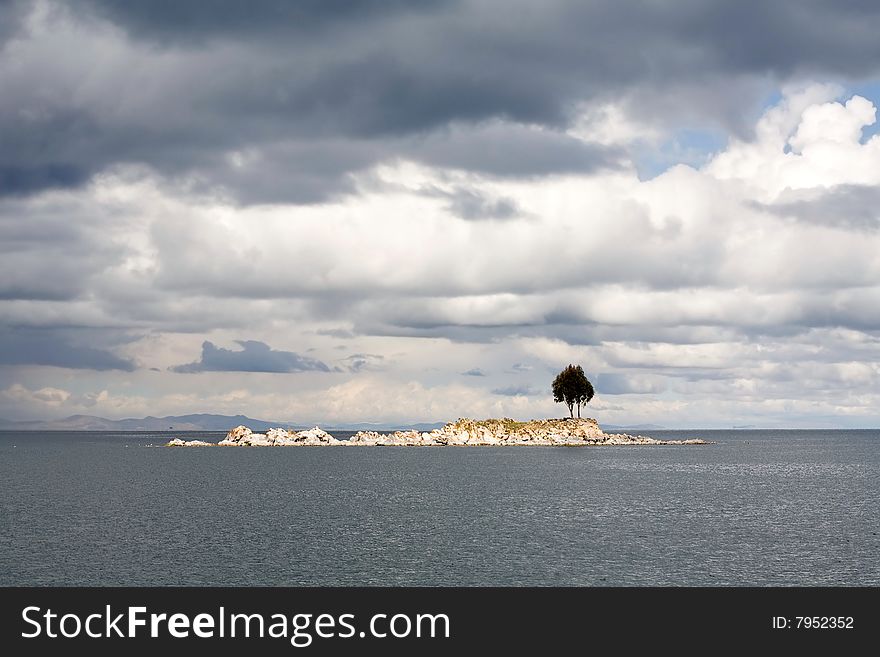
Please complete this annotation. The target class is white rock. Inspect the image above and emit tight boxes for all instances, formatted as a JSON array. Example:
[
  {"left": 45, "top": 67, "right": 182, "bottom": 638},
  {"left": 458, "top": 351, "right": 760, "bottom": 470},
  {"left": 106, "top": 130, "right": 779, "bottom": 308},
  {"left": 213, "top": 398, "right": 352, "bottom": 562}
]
[
  {"left": 266, "top": 427, "right": 294, "bottom": 444},
  {"left": 219, "top": 425, "right": 253, "bottom": 446},
  {"left": 348, "top": 430, "right": 383, "bottom": 445},
  {"left": 165, "top": 438, "right": 213, "bottom": 447},
  {"left": 189, "top": 418, "right": 708, "bottom": 447}
]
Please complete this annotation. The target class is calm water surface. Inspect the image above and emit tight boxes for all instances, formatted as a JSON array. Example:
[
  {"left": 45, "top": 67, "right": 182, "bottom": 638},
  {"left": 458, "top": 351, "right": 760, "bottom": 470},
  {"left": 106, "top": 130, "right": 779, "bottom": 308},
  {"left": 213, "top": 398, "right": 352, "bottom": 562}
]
[{"left": 1, "top": 430, "right": 877, "bottom": 586}]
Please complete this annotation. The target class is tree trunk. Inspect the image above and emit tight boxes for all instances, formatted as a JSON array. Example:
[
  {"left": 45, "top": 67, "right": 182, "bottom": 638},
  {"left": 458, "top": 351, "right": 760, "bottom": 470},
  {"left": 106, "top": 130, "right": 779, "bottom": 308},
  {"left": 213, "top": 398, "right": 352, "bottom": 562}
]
[
  {"left": 577, "top": 403, "right": 581, "bottom": 418},
  {"left": 568, "top": 403, "right": 573, "bottom": 418}
]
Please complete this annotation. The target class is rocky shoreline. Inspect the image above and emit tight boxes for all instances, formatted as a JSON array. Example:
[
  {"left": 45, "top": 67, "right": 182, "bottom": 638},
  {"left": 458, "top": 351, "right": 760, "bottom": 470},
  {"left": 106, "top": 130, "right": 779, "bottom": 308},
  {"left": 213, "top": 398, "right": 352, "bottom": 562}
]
[{"left": 166, "top": 418, "right": 707, "bottom": 447}]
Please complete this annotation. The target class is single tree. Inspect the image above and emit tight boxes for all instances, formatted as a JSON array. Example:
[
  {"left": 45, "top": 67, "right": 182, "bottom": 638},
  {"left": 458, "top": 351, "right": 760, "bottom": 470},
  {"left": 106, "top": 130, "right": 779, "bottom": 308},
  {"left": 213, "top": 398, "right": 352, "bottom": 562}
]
[{"left": 552, "top": 364, "right": 595, "bottom": 418}]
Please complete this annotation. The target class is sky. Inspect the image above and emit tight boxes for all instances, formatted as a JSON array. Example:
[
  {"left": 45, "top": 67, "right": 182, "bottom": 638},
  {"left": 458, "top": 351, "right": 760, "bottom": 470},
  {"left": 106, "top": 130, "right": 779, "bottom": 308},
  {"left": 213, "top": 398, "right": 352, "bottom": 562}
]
[{"left": 2, "top": 0, "right": 880, "bottom": 428}]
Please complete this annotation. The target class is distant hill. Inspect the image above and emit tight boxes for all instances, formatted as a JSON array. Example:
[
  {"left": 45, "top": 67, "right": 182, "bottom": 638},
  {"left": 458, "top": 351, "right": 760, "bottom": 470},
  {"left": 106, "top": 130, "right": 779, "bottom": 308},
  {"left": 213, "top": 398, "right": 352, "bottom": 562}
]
[
  {"left": 0, "top": 414, "right": 448, "bottom": 432},
  {"left": 0, "top": 414, "right": 290, "bottom": 432},
  {"left": 0, "top": 415, "right": 667, "bottom": 433}
]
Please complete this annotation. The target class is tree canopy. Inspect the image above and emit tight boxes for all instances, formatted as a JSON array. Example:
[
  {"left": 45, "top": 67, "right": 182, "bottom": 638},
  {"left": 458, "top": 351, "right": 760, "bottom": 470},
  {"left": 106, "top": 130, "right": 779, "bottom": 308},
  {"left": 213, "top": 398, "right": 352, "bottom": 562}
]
[{"left": 552, "top": 364, "right": 595, "bottom": 418}]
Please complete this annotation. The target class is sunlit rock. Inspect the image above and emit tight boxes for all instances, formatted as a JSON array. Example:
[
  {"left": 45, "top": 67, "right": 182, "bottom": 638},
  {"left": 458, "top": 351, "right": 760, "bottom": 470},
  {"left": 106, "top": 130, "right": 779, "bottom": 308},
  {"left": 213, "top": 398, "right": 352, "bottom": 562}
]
[{"left": 170, "top": 418, "right": 708, "bottom": 447}]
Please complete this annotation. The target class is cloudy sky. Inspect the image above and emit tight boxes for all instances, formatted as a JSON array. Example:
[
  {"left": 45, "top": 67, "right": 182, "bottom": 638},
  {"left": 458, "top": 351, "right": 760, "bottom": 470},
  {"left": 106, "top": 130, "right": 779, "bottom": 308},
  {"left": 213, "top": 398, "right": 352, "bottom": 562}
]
[{"left": 2, "top": 0, "right": 880, "bottom": 428}]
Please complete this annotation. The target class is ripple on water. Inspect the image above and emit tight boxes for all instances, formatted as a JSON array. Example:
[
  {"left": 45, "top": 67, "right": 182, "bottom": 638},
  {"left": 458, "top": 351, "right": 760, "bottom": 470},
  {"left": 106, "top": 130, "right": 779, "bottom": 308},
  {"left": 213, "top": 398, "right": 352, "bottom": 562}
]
[{"left": 0, "top": 429, "right": 877, "bottom": 585}]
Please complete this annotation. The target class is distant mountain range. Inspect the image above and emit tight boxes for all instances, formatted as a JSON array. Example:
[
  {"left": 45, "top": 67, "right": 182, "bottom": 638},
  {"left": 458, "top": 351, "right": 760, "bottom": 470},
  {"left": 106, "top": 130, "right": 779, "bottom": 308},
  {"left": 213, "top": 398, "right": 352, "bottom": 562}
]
[
  {"left": 0, "top": 414, "right": 651, "bottom": 433},
  {"left": 0, "top": 414, "right": 288, "bottom": 432},
  {"left": 0, "top": 414, "right": 446, "bottom": 432}
]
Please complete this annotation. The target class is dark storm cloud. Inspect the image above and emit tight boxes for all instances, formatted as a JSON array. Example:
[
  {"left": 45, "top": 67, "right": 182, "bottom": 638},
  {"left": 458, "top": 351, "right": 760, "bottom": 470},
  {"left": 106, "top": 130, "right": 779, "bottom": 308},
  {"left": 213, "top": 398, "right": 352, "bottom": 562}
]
[
  {"left": 0, "top": 0, "right": 28, "bottom": 45},
  {"left": 4, "top": 1, "right": 880, "bottom": 200},
  {"left": 77, "top": 0, "right": 453, "bottom": 42},
  {"left": 347, "top": 317, "right": 734, "bottom": 347},
  {"left": 0, "top": 164, "right": 90, "bottom": 197},
  {"left": 340, "top": 294, "right": 880, "bottom": 351},
  {"left": 0, "top": 105, "right": 111, "bottom": 197},
  {"left": 410, "top": 123, "right": 621, "bottom": 178},
  {"left": 190, "top": 140, "right": 375, "bottom": 205},
  {"left": 171, "top": 340, "right": 331, "bottom": 373},
  {"left": 656, "top": 0, "right": 880, "bottom": 76},
  {"left": 0, "top": 328, "right": 136, "bottom": 370}
]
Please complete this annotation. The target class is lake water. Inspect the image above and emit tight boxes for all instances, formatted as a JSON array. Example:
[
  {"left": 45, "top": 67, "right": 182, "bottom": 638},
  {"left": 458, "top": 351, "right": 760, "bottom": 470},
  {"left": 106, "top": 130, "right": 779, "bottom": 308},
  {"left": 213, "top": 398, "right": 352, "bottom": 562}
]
[{"left": 0, "top": 430, "right": 877, "bottom": 586}]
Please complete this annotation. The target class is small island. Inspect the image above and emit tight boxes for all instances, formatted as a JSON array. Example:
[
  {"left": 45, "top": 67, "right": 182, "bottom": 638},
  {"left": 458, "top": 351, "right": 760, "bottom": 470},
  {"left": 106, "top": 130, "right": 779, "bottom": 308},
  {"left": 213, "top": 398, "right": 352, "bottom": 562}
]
[
  {"left": 166, "top": 366, "right": 707, "bottom": 447},
  {"left": 166, "top": 417, "right": 707, "bottom": 447}
]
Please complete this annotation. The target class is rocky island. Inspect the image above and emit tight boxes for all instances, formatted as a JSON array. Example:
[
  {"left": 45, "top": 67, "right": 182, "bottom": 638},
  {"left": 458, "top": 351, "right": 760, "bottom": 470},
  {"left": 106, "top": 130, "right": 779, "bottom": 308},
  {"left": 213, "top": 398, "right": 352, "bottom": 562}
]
[{"left": 166, "top": 418, "right": 707, "bottom": 447}]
